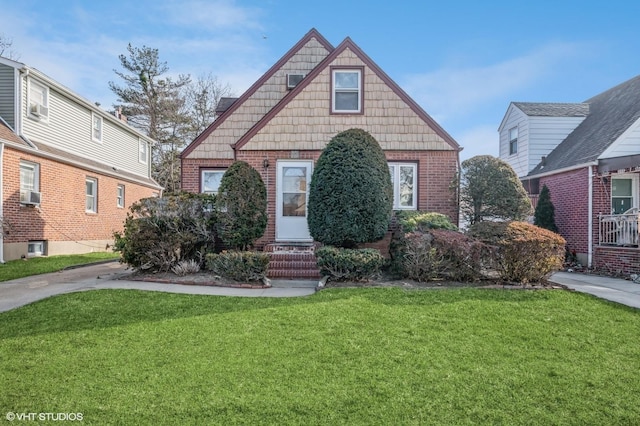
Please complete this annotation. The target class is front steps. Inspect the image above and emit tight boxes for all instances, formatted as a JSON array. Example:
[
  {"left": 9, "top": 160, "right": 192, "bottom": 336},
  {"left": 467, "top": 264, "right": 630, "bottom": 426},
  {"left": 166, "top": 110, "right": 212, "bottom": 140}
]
[{"left": 264, "top": 243, "right": 321, "bottom": 280}]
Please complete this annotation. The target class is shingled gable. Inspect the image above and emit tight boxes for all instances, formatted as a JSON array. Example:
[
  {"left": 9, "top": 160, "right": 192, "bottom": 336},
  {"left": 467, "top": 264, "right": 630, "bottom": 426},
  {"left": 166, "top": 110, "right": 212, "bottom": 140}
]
[
  {"left": 180, "top": 28, "right": 334, "bottom": 158},
  {"left": 232, "top": 36, "right": 460, "bottom": 152}
]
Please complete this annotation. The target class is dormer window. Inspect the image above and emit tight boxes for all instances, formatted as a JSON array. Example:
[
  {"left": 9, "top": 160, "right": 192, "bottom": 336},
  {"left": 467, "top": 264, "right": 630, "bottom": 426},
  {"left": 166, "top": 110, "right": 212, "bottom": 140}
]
[
  {"left": 509, "top": 127, "right": 518, "bottom": 155},
  {"left": 28, "top": 79, "right": 49, "bottom": 121},
  {"left": 331, "top": 68, "right": 362, "bottom": 113}
]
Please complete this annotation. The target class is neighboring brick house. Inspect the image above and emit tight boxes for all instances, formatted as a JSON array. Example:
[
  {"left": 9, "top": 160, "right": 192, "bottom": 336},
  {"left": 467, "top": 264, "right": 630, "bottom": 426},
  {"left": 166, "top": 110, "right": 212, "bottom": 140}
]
[
  {"left": 0, "top": 56, "right": 161, "bottom": 262},
  {"left": 180, "top": 29, "right": 461, "bottom": 276},
  {"left": 499, "top": 74, "right": 640, "bottom": 274}
]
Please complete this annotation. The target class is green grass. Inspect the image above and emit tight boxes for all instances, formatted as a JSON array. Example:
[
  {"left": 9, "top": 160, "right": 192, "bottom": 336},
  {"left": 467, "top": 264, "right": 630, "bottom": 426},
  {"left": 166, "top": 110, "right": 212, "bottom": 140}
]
[
  {"left": 1, "top": 288, "right": 639, "bottom": 425},
  {"left": 0, "top": 252, "right": 119, "bottom": 282}
]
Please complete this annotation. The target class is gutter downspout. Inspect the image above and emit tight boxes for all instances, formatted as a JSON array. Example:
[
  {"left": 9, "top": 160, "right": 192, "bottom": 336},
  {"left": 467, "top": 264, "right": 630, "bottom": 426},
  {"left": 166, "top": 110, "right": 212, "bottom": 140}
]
[
  {"left": 0, "top": 142, "right": 4, "bottom": 263},
  {"left": 588, "top": 165, "right": 593, "bottom": 269}
]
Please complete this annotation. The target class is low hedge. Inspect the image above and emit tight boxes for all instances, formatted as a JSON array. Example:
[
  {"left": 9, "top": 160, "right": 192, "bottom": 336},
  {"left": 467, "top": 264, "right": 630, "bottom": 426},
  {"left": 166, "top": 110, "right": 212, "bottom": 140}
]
[
  {"left": 316, "top": 246, "right": 385, "bottom": 282},
  {"left": 395, "top": 211, "right": 457, "bottom": 232},
  {"left": 205, "top": 251, "right": 269, "bottom": 282},
  {"left": 468, "top": 221, "right": 566, "bottom": 283}
]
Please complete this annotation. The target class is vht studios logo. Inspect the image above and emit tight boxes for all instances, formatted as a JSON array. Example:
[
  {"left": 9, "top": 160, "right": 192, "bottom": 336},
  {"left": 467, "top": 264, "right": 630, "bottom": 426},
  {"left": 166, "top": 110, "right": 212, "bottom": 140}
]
[{"left": 6, "top": 412, "right": 84, "bottom": 422}]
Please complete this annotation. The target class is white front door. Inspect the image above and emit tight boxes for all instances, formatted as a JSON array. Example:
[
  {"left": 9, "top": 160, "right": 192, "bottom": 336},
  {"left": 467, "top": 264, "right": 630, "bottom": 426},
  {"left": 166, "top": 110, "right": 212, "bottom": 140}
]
[{"left": 276, "top": 160, "right": 313, "bottom": 241}]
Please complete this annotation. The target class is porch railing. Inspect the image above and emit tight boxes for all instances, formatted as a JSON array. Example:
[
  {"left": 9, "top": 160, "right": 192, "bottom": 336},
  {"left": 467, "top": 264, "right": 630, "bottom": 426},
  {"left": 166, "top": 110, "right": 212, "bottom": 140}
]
[{"left": 599, "top": 213, "right": 639, "bottom": 246}]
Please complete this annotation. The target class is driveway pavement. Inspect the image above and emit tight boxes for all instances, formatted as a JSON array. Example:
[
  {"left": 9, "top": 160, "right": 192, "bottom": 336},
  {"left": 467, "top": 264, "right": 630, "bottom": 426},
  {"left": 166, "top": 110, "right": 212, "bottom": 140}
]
[
  {"left": 0, "top": 261, "right": 316, "bottom": 313},
  {"left": 1, "top": 262, "right": 639, "bottom": 313}
]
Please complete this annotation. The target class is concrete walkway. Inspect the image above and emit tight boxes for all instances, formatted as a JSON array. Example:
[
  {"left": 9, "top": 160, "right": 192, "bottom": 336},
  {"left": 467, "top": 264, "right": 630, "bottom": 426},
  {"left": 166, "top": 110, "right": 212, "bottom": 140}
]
[
  {"left": 0, "top": 261, "right": 317, "bottom": 313},
  {"left": 548, "top": 271, "right": 640, "bottom": 309},
  {"left": 2, "top": 262, "right": 640, "bottom": 313}
]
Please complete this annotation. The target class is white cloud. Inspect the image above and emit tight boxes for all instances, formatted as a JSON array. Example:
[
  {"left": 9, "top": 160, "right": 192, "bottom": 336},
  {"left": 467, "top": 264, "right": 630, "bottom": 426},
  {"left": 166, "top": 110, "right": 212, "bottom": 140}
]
[
  {"left": 161, "top": 0, "right": 263, "bottom": 29},
  {"left": 402, "top": 41, "right": 588, "bottom": 123}
]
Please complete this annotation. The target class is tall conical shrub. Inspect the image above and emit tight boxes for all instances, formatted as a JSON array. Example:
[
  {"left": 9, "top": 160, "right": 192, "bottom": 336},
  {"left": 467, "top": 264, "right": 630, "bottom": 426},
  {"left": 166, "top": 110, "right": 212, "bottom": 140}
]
[
  {"left": 534, "top": 184, "right": 558, "bottom": 233},
  {"left": 308, "top": 128, "right": 393, "bottom": 248}
]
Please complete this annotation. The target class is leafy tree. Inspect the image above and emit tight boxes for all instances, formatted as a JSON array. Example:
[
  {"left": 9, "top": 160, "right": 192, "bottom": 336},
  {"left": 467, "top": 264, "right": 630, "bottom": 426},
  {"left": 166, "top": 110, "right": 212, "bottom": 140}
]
[
  {"left": 216, "top": 161, "right": 267, "bottom": 250},
  {"left": 459, "top": 155, "right": 531, "bottom": 225},
  {"left": 308, "top": 128, "right": 393, "bottom": 247},
  {"left": 109, "top": 44, "right": 191, "bottom": 193},
  {"left": 534, "top": 184, "right": 559, "bottom": 232}
]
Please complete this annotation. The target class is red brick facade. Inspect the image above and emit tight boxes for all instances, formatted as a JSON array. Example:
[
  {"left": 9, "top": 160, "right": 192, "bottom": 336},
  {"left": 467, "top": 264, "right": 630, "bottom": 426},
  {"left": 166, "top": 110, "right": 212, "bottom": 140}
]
[
  {"left": 2, "top": 146, "right": 158, "bottom": 259},
  {"left": 533, "top": 166, "right": 640, "bottom": 274},
  {"left": 182, "top": 149, "right": 459, "bottom": 248}
]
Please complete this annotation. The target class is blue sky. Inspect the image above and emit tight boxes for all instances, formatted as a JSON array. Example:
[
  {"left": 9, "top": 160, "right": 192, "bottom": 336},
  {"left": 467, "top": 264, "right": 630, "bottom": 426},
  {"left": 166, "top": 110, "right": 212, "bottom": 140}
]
[{"left": 2, "top": 0, "right": 640, "bottom": 160}]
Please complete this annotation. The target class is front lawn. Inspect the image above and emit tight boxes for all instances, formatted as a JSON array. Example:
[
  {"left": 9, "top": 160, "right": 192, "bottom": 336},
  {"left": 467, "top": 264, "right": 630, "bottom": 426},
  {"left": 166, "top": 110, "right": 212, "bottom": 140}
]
[
  {"left": 0, "top": 252, "right": 119, "bottom": 282},
  {"left": 1, "top": 288, "right": 639, "bottom": 424}
]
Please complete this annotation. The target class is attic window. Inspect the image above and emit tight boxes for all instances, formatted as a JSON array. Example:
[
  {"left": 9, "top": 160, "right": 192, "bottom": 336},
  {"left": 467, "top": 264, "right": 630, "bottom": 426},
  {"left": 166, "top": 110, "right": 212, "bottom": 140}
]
[
  {"left": 331, "top": 68, "right": 362, "bottom": 114},
  {"left": 287, "top": 74, "right": 304, "bottom": 89},
  {"left": 509, "top": 127, "right": 518, "bottom": 155}
]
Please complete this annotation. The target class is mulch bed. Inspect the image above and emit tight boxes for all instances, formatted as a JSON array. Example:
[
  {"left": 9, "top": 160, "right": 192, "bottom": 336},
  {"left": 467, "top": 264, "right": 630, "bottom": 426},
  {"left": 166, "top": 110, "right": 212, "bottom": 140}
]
[{"left": 125, "top": 270, "right": 567, "bottom": 291}]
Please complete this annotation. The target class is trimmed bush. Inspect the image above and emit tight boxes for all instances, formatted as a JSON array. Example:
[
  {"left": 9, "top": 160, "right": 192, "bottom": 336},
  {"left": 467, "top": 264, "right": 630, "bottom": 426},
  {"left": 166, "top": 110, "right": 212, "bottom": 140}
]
[
  {"left": 395, "top": 211, "right": 457, "bottom": 232},
  {"left": 316, "top": 246, "right": 385, "bottom": 282},
  {"left": 216, "top": 161, "right": 267, "bottom": 250},
  {"left": 205, "top": 251, "right": 270, "bottom": 282},
  {"left": 113, "top": 193, "right": 216, "bottom": 272},
  {"left": 469, "top": 221, "right": 565, "bottom": 283},
  {"left": 393, "top": 230, "right": 487, "bottom": 282},
  {"left": 308, "top": 128, "right": 393, "bottom": 248}
]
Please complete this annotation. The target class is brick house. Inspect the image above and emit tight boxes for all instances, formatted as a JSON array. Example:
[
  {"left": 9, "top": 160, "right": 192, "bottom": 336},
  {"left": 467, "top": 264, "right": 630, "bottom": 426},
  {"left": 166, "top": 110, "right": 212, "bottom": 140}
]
[
  {"left": 180, "top": 29, "right": 461, "bottom": 277},
  {"left": 0, "top": 56, "right": 161, "bottom": 262},
  {"left": 499, "top": 74, "right": 640, "bottom": 274}
]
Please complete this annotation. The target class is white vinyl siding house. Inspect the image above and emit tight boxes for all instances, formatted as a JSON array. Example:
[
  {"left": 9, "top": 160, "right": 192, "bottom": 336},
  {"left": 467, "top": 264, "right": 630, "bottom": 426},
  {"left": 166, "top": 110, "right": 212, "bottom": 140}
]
[
  {"left": 499, "top": 103, "right": 588, "bottom": 177},
  {"left": 0, "top": 63, "right": 16, "bottom": 126}
]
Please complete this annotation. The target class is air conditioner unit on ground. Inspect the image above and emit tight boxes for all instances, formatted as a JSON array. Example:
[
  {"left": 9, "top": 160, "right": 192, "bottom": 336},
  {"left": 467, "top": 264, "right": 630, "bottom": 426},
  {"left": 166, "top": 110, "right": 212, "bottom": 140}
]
[
  {"left": 29, "top": 103, "right": 49, "bottom": 118},
  {"left": 287, "top": 73, "right": 305, "bottom": 89},
  {"left": 20, "top": 190, "right": 41, "bottom": 205}
]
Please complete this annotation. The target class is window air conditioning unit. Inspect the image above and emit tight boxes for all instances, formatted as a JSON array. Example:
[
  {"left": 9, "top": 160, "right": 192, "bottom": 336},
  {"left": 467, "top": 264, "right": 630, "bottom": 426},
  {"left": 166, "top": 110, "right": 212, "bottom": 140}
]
[
  {"left": 286, "top": 73, "right": 305, "bottom": 89},
  {"left": 20, "top": 190, "right": 41, "bottom": 206},
  {"left": 29, "top": 103, "right": 49, "bottom": 118}
]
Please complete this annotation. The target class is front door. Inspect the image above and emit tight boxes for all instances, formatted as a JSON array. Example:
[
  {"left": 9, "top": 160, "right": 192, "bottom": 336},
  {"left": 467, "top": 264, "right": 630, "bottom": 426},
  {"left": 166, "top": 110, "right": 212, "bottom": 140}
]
[{"left": 276, "top": 160, "right": 313, "bottom": 241}]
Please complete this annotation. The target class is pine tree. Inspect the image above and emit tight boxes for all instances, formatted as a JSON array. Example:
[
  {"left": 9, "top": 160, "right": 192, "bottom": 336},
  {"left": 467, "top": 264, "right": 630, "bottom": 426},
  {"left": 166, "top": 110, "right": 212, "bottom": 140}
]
[{"left": 534, "top": 184, "right": 559, "bottom": 233}]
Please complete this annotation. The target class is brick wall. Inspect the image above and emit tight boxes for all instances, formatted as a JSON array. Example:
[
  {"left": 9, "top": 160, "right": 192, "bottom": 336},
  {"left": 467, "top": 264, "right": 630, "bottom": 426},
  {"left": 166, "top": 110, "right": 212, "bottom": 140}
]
[
  {"left": 594, "top": 246, "right": 640, "bottom": 275},
  {"left": 182, "top": 149, "right": 459, "bottom": 247},
  {"left": 540, "top": 168, "right": 590, "bottom": 255},
  {"left": 2, "top": 146, "right": 157, "bottom": 258}
]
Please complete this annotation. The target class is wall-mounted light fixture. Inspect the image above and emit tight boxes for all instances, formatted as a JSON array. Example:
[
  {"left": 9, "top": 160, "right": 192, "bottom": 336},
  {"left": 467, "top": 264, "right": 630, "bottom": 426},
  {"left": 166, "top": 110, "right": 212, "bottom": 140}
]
[{"left": 263, "top": 158, "right": 269, "bottom": 168}]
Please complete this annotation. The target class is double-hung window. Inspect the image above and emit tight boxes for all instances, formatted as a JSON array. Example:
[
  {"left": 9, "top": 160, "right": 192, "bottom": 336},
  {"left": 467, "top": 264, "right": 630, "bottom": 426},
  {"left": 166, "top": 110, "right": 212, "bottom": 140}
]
[
  {"left": 20, "top": 161, "right": 40, "bottom": 204},
  {"left": 86, "top": 177, "right": 97, "bottom": 213},
  {"left": 389, "top": 163, "right": 417, "bottom": 210},
  {"left": 509, "top": 127, "right": 518, "bottom": 155},
  {"left": 28, "top": 79, "right": 49, "bottom": 120},
  {"left": 139, "top": 139, "right": 148, "bottom": 164},
  {"left": 611, "top": 175, "right": 638, "bottom": 214},
  {"left": 332, "top": 68, "right": 362, "bottom": 113},
  {"left": 201, "top": 170, "right": 225, "bottom": 194},
  {"left": 117, "top": 184, "right": 125, "bottom": 208},
  {"left": 92, "top": 113, "right": 103, "bottom": 142}
]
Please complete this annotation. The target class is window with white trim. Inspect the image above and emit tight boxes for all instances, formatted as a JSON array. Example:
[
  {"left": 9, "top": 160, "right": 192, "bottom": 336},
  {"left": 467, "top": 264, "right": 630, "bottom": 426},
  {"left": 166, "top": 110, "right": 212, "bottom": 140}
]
[
  {"left": 201, "top": 170, "right": 226, "bottom": 194},
  {"left": 332, "top": 69, "right": 362, "bottom": 113},
  {"left": 389, "top": 163, "right": 417, "bottom": 210},
  {"left": 86, "top": 177, "right": 97, "bottom": 213},
  {"left": 28, "top": 79, "right": 49, "bottom": 120},
  {"left": 92, "top": 113, "right": 103, "bottom": 142},
  {"left": 20, "top": 161, "right": 40, "bottom": 204},
  {"left": 509, "top": 127, "right": 518, "bottom": 155},
  {"left": 117, "top": 184, "right": 125, "bottom": 208},
  {"left": 139, "top": 139, "right": 148, "bottom": 164},
  {"left": 611, "top": 175, "right": 638, "bottom": 214}
]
